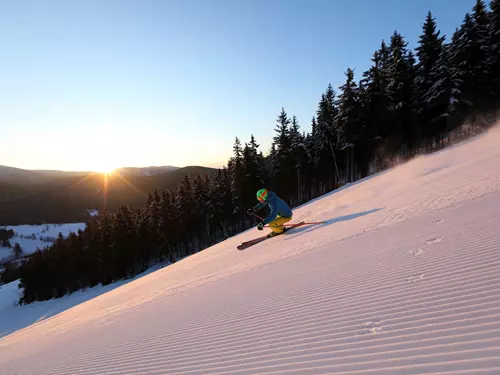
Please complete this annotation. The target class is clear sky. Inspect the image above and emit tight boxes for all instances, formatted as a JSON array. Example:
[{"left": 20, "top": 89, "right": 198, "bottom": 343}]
[{"left": 0, "top": 0, "right": 478, "bottom": 172}]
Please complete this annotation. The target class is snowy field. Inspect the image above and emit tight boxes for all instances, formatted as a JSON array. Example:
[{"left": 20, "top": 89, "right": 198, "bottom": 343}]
[
  {"left": 1, "top": 126, "right": 500, "bottom": 374},
  {"left": 0, "top": 222, "right": 87, "bottom": 261}
]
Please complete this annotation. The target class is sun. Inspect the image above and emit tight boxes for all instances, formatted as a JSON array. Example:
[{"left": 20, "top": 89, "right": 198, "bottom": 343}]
[
  {"left": 91, "top": 162, "right": 117, "bottom": 175},
  {"left": 97, "top": 166, "right": 116, "bottom": 175}
]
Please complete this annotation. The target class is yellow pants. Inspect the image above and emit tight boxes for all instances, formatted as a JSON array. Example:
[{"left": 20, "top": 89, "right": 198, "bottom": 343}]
[{"left": 268, "top": 216, "right": 292, "bottom": 234}]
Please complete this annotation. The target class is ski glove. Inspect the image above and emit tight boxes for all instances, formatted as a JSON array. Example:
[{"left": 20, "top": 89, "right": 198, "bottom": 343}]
[{"left": 257, "top": 222, "right": 264, "bottom": 231}]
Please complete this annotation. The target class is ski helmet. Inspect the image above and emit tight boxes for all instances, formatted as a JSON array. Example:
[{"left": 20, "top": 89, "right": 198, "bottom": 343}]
[{"left": 257, "top": 188, "right": 268, "bottom": 202}]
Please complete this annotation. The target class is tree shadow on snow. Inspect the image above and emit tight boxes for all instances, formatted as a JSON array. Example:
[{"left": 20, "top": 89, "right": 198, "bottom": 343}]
[{"left": 283, "top": 208, "right": 383, "bottom": 240}]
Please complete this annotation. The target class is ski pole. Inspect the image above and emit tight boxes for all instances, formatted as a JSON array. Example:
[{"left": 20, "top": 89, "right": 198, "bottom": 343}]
[
  {"left": 252, "top": 213, "right": 265, "bottom": 221},
  {"left": 246, "top": 210, "right": 264, "bottom": 221}
]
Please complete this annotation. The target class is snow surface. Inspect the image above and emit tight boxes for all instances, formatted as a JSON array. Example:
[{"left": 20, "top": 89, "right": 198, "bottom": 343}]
[
  {"left": 1, "top": 126, "right": 500, "bottom": 374},
  {"left": 0, "top": 263, "right": 169, "bottom": 339},
  {"left": 0, "top": 222, "right": 86, "bottom": 261}
]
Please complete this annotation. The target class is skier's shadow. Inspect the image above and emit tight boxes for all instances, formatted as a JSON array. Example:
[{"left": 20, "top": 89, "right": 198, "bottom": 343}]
[{"left": 283, "top": 208, "right": 383, "bottom": 240}]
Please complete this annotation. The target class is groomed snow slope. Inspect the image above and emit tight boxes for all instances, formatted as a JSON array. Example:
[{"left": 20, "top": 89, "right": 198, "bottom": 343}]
[{"left": 1, "top": 126, "right": 500, "bottom": 374}]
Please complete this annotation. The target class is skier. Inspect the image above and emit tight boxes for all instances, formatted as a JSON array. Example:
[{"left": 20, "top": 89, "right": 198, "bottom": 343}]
[{"left": 246, "top": 189, "right": 293, "bottom": 237}]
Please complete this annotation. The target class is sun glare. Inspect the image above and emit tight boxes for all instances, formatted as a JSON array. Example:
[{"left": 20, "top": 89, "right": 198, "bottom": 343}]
[{"left": 93, "top": 163, "right": 116, "bottom": 175}]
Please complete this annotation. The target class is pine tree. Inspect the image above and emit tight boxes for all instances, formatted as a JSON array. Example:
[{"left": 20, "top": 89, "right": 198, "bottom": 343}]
[
  {"left": 145, "top": 189, "right": 162, "bottom": 262},
  {"left": 228, "top": 137, "right": 245, "bottom": 224},
  {"left": 488, "top": 0, "right": 500, "bottom": 95},
  {"left": 97, "top": 214, "right": 114, "bottom": 285},
  {"left": 271, "top": 108, "right": 294, "bottom": 201},
  {"left": 472, "top": 0, "right": 492, "bottom": 104},
  {"left": 336, "top": 69, "right": 360, "bottom": 146},
  {"left": 209, "top": 168, "right": 233, "bottom": 238},
  {"left": 193, "top": 173, "right": 211, "bottom": 247},
  {"left": 315, "top": 85, "right": 340, "bottom": 147},
  {"left": 304, "top": 118, "right": 318, "bottom": 198},
  {"left": 82, "top": 219, "right": 102, "bottom": 287},
  {"left": 311, "top": 116, "right": 317, "bottom": 135},
  {"left": 386, "top": 32, "right": 418, "bottom": 155},
  {"left": 176, "top": 175, "right": 195, "bottom": 255},
  {"left": 273, "top": 108, "right": 292, "bottom": 151},
  {"left": 249, "top": 134, "right": 266, "bottom": 182},
  {"left": 450, "top": 4, "right": 491, "bottom": 115},
  {"left": 314, "top": 85, "right": 341, "bottom": 191},
  {"left": 242, "top": 135, "right": 266, "bottom": 211},
  {"left": 378, "top": 40, "right": 391, "bottom": 90},
  {"left": 415, "top": 11, "right": 446, "bottom": 142},
  {"left": 358, "top": 49, "right": 391, "bottom": 172},
  {"left": 289, "top": 116, "right": 309, "bottom": 203},
  {"left": 112, "top": 205, "right": 136, "bottom": 276},
  {"left": 158, "top": 190, "right": 178, "bottom": 262},
  {"left": 336, "top": 68, "right": 362, "bottom": 182},
  {"left": 422, "top": 44, "right": 463, "bottom": 146},
  {"left": 416, "top": 12, "right": 445, "bottom": 89}
]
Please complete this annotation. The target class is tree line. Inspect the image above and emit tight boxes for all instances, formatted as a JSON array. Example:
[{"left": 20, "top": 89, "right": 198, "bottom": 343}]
[{"left": 15, "top": 0, "right": 500, "bottom": 303}]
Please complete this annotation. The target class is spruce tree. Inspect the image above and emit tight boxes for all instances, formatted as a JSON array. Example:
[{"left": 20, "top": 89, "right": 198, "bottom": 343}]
[
  {"left": 386, "top": 32, "right": 418, "bottom": 155},
  {"left": 192, "top": 174, "right": 210, "bottom": 247},
  {"left": 176, "top": 175, "right": 195, "bottom": 255},
  {"left": 336, "top": 68, "right": 362, "bottom": 181},
  {"left": 472, "top": 0, "right": 492, "bottom": 105},
  {"left": 249, "top": 134, "right": 267, "bottom": 186},
  {"left": 416, "top": 11, "right": 446, "bottom": 142},
  {"left": 158, "top": 190, "right": 178, "bottom": 262},
  {"left": 378, "top": 40, "right": 391, "bottom": 90},
  {"left": 423, "top": 44, "right": 463, "bottom": 146},
  {"left": 273, "top": 108, "right": 292, "bottom": 152},
  {"left": 112, "top": 205, "right": 135, "bottom": 276},
  {"left": 145, "top": 189, "right": 162, "bottom": 261},
  {"left": 229, "top": 137, "right": 245, "bottom": 224},
  {"left": 358, "top": 49, "right": 391, "bottom": 172},
  {"left": 209, "top": 168, "right": 233, "bottom": 237},
  {"left": 314, "top": 85, "right": 341, "bottom": 191},
  {"left": 271, "top": 108, "right": 294, "bottom": 201},
  {"left": 450, "top": 4, "right": 491, "bottom": 114},
  {"left": 98, "top": 214, "right": 114, "bottom": 285},
  {"left": 242, "top": 135, "right": 266, "bottom": 210},
  {"left": 305, "top": 117, "right": 318, "bottom": 198},
  {"left": 289, "top": 116, "right": 309, "bottom": 203},
  {"left": 489, "top": 0, "right": 500, "bottom": 95}
]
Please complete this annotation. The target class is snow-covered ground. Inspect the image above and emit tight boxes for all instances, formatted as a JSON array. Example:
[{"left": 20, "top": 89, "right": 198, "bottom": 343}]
[
  {"left": 1, "top": 126, "right": 500, "bottom": 374},
  {"left": 0, "top": 222, "right": 87, "bottom": 261},
  {"left": 0, "top": 262, "right": 169, "bottom": 339}
]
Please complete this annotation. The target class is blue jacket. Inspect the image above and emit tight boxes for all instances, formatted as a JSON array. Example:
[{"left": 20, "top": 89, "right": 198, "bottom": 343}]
[{"left": 253, "top": 191, "right": 292, "bottom": 225}]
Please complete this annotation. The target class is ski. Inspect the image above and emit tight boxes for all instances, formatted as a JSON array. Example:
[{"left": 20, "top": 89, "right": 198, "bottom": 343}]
[
  {"left": 236, "top": 235, "right": 270, "bottom": 250},
  {"left": 237, "top": 221, "right": 307, "bottom": 250}
]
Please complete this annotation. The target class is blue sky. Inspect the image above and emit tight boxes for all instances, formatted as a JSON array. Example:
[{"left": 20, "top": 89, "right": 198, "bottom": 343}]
[{"left": 0, "top": 0, "right": 478, "bottom": 171}]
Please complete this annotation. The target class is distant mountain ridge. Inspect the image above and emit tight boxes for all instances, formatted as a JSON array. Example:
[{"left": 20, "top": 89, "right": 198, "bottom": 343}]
[
  {"left": 0, "top": 166, "right": 47, "bottom": 185},
  {"left": 0, "top": 165, "right": 179, "bottom": 184},
  {"left": 114, "top": 166, "right": 179, "bottom": 176},
  {"left": 0, "top": 165, "right": 217, "bottom": 225}
]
